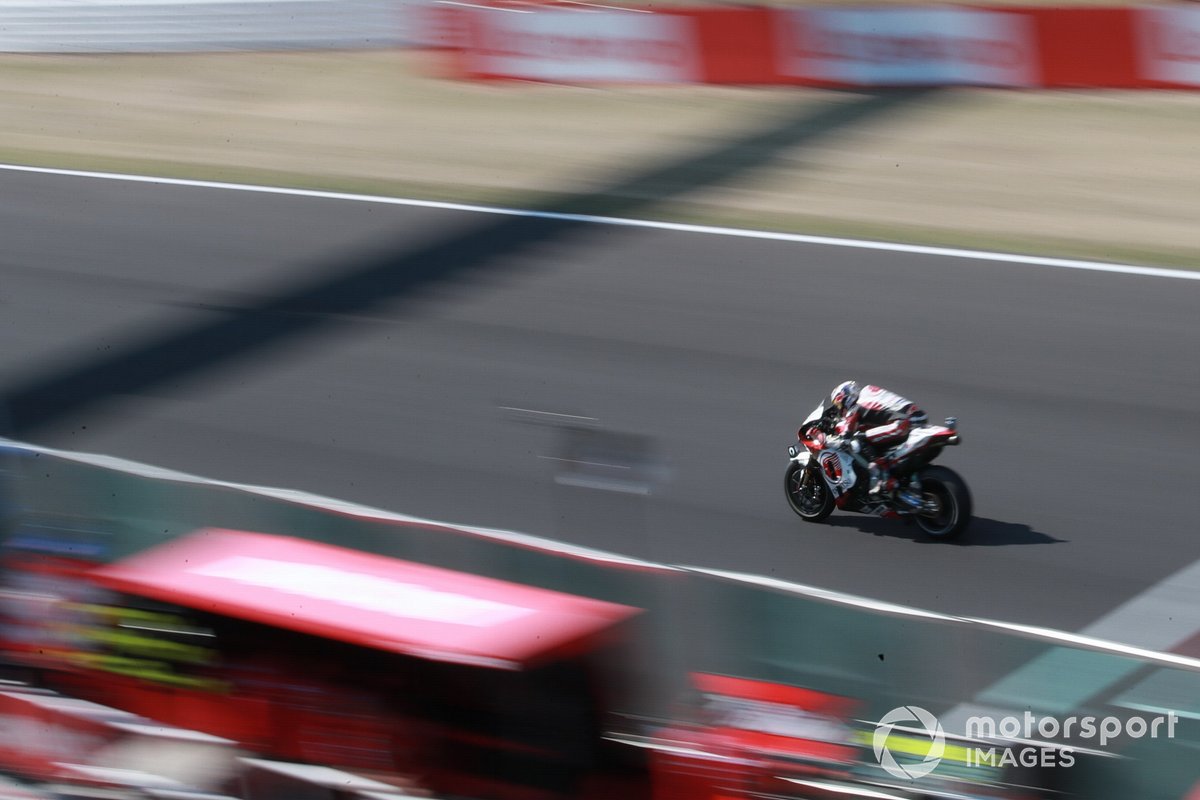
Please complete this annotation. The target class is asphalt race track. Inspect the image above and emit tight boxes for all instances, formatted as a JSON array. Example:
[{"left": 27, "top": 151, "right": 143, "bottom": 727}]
[{"left": 3, "top": 167, "right": 1198, "bottom": 636}]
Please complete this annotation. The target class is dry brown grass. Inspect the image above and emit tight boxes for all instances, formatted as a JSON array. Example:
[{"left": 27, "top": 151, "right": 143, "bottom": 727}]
[{"left": 0, "top": 50, "right": 1197, "bottom": 266}]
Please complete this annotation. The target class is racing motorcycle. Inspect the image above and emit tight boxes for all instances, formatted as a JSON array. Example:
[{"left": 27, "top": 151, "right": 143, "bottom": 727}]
[{"left": 784, "top": 403, "right": 971, "bottom": 539}]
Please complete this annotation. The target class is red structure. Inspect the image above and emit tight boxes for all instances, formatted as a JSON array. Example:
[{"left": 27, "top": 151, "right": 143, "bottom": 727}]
[
  {"left": 421, "top": 4, "right": 1200, "bottom": 89},
  {"left": 1, "top": 528, "right": 865, "bottom": 800}
]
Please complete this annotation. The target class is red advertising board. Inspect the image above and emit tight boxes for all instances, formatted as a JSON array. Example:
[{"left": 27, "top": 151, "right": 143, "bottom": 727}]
[
  {"left": 0, "top": 689, "right": 235, "bottom": 785},
  {"left": 458, "top": 8, "right": 703, "bottom": 83},
  {"left": 1033, "top": 8, "right": 1141, "bottom": 88},
  {"left": 91, "top": 528, "right": 641, "bottom": 670},
  {"left": 0, "top": 691, "right": 123, "bottom": 780},
  {"left": 436, "top": 4, "right": 1200, "bottom": 89},
  {"left": 650, "top": 673, "right": 859, "bottom": 800},
  {"left": 6, "top": 529, "right": 652, "bottom": 800},
  {"left": 773, "top": 6, "right": 1038, "bottom": 88},
  {"left": 1136, "top": 6, "right": 1200, "bottom": 87}
]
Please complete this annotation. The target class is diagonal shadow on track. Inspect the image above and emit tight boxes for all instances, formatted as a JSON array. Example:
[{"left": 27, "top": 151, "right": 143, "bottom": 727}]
[
  {"left": 825, "top": 513, "right": 1066, "bottom": 546},
  {"left": 2, "top": 89, "right": 937, "bottom": 439}
]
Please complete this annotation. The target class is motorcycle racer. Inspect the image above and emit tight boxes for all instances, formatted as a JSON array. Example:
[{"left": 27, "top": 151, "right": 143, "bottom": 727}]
[
  {"left": 827, "top": 380, "right": 928, "bottom": 499},
  {"left": 786, "top": 384, "right": 969, "bottom": 538}
]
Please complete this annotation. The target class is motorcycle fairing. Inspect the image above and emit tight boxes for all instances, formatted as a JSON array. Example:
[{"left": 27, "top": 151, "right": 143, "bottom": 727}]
[{"left": 818, "top": 449, "right": 856, "bottom": 498}]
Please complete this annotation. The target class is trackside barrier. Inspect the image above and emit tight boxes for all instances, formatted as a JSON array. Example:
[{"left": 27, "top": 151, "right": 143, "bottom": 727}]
[
  {"left": 0, "top": 0, "right": 412, "bottom": 52},
  {"left": 431, "top": 4, "right": 1200, "bottom": 89},
  {"left": 0, "top": 686, "right": 237, "bottom": 787},
  {"left": 1, "top": 440, "right": 1198, "bottom": 798}
]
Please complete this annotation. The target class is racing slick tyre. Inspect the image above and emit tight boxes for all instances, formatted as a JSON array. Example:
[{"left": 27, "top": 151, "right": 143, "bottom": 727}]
[
  {"left": 785, "top": 462, "right": 834, "bottom": 522},
  {"left": 913, "top": 465, "right": 971, "bottom": 540}
]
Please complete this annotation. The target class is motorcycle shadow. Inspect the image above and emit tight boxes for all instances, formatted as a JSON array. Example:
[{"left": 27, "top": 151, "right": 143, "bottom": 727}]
[{"left": 822, "top": 514, "right": 1065, "bottom": 546}]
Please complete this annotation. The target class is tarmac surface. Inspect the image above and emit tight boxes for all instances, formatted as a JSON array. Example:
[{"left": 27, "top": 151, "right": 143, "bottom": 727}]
[{"left": 3, "top": 166, "right": 1198, "bottom": 636}]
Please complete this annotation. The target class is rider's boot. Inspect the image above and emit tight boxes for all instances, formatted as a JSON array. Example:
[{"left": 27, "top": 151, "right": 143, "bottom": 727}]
[{"left": 867, "top": 462, "right": 895, "bottom": 498}]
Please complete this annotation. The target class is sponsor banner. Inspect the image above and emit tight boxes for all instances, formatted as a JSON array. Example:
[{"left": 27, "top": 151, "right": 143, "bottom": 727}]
[
  {"left": 775, "top": 7, "right": 1037, "bottom": 87},
  {"left": 1137, "top": 6, "right": 1200, "bottom": 87},
  {"left": 462, "top": 9, "right": 701, "bottom": 83},
  {"left": 0, "top": 689, "right": 235, "bottom": 785},
  {"left": 0, "top": 691, "right": 124, "bottom": 780},
  {"left": 446, "top": 5, "right": 1200, "bottom": 88}
]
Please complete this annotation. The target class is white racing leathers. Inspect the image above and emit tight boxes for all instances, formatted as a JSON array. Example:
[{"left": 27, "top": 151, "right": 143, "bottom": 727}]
[{"left": 835, "top": 385, "right": 928, "bottom": 477}]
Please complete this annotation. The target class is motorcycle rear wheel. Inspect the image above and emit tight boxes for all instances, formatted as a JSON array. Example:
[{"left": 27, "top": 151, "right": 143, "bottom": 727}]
[
  {"left": 785, "top": 462, "right": 834, "bottom": 522},
  {"left": 913, "top": 465, "right": 971, "bottom": 540}
]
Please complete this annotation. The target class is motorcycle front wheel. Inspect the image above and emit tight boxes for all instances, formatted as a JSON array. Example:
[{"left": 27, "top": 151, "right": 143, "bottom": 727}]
[
  {"left": 913, "top": 465, "right": 972, "bottom": 540},
  {"left": 785, "top": 462, "right": 834, "bottom": 522}
]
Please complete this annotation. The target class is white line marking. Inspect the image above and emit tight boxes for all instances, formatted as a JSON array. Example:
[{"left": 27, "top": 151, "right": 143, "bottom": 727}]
[
  {"left": 1074, "top": 559, "right": 1200, "bottom": 651},
  {"left": 689, "top": 566, "right": 1200, "bottom": 672},
  {"left": 1, "top": 163, "right": 1196, "bottom": 281},
  {"left": 554, "top": 475, "right": 651, "bottom": 494},
  {"left": 0, "top": 438, "right": 672, "bottom": 571},
  {"left": 780, "top": 779, "right": 912, "bottom": 800},
  {"left": 118, "top": 623, "right": 215, "bottom": 638},
  {"left": 499, "top": 406, "right": 599, "bottom": 422},
  {"left": 539, "top": 455, "right": 631, "bottom": 469},
  {"left": 688, "top": 566, "right": 961, "bottom": 622},
  {"left": 435, "top": 0, "right": 531, "bottom": 11},
  {"left": 3, "top": 437, "right": 1199, "bottom": 671},
  {"left": 557, "top": 0, "right": 653, "bottom": 11},
  {"left": 937, "top": 557, "right": 1200, "bottom": 735},
  {"left": 963, "top": 616, "right": 1200, "bottom": 670},
  {"left": 1122, "top": 702, "right": 1200, "bottom": 722}
]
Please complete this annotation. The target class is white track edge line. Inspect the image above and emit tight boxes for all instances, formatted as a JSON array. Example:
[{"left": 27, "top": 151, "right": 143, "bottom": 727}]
[
  {"left": 0, "top": 438, "right": 671, "bottom": 571},
  {"left": 5, "top": 437, "right": 1200, "bottom": 671},
  {"left": 2, "top": 163, "right": 1196, "bottom": 281},
  {"left": 684, "top": 566, "right": 1200, "bottom": 672}
]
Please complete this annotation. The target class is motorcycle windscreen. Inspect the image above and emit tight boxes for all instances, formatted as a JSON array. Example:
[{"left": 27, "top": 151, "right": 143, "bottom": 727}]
[{"left": 88, "top": 528, "right": 640, "bottom": 670}]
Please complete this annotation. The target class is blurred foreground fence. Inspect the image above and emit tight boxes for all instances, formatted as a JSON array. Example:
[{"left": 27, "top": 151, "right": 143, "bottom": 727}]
[
  {"left": 2, "top": 440, "right": 1198, "bottom": 798},
  {"left": 1, "top": 0, "right": 1198, "bottom": 92},
  {"left": 0, "top": 0, "right": 412, "bottom": 52}
]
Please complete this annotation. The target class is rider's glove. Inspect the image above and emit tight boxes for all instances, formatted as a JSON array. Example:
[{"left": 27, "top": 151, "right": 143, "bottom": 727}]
[{"left": 851, "top": 433, "right": 876, "bottom": 463}]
